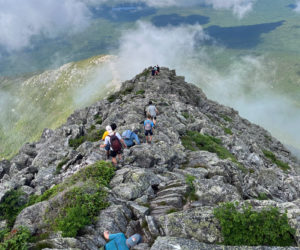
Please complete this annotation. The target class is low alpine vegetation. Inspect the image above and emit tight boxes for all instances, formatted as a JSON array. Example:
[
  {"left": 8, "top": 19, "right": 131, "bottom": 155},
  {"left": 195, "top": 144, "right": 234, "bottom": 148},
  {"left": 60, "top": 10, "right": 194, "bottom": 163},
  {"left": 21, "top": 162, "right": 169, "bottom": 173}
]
[
  {"left": 0, "top": 189, "right": 27, "bottom": 228},
  {"left": 214, "top": 202, "right": 296, "bottom": 246},
  {"left": 69, "top": 127, "right": 105, "bottom": 149},
  {"left": 263, "top": 150, "right": 290, "bottom": 171}
]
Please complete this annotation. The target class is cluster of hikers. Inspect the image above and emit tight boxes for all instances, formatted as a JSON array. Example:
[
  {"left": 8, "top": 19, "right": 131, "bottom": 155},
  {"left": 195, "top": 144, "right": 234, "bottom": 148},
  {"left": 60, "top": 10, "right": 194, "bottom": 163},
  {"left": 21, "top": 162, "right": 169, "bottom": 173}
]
[
  {"left": 151, "top": 65, "right": 160, "bottom": 76},
  {"left": 99, "top": 102, "right": 159, "bottom": 249},
  {"left": 100, "top": 101, "right": 159, "bottom": 166}
]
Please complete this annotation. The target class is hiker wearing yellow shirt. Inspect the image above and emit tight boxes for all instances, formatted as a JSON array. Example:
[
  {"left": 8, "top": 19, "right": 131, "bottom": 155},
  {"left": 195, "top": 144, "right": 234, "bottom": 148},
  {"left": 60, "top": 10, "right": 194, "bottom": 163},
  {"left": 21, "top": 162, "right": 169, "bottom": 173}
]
[{"left": 102, "top": 125, "right": 111, "bottom": 159}]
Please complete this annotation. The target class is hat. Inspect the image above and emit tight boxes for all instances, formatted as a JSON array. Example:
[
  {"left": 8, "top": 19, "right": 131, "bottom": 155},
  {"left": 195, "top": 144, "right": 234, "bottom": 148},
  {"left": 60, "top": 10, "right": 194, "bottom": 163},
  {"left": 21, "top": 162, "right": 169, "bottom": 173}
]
[
  {"left": 106, "top": 125, "right": 113, "bottom": 135},
  {"left": 126, "top": 234, "right": 142, "bottom": 248}
]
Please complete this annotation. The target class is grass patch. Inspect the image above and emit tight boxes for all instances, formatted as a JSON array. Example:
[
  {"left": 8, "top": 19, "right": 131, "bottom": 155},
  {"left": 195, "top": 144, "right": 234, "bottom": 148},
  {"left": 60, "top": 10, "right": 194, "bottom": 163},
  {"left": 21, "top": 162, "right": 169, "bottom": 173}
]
[
  {"left": 223, "top": 127, "right": 233, "bottom": 135},
  {"left": 135, "top": 89, "right": 145, "bottom": 95},
  {"left": 69, "top": 128, "right": 105, "bottom": 149},
  {"left": 181, "top": 131, "right": 247, "bottom": 173},
  {"left": 214, "top": 202, "right": 296, "bottom": 246},
  {"left": 107, "top": 86, "right": 134, "bottom": 103},
  {"left": 257, "top": 192, "right": 268, "bottom": 200},
  {"left": 220, "top": 114, "right": 233, "bottom": 123},
  {"left": 262, "top": 150, "right": 290, "bottom": 171},
  {"left": 107, "top": 93, "right": 118, "bottom": 103},
  {"left": 0, "top": 189, "right": 27, "bottom": 228},
  {"left": 55, "top": 157, "right": 69, "bottom": 175},
  {"left": 166, "top": 208, "right": 178, "bottom": 214},
  {"left": 182, "top": 112, "right": 190, "bottom": 120}
]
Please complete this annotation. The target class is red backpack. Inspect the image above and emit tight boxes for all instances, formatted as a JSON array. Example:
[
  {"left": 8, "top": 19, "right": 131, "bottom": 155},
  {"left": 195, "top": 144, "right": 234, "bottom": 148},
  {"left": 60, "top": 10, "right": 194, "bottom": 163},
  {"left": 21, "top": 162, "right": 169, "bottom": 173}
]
[{"left": 109, "top": 133, "right": 122, "bottom": 152}]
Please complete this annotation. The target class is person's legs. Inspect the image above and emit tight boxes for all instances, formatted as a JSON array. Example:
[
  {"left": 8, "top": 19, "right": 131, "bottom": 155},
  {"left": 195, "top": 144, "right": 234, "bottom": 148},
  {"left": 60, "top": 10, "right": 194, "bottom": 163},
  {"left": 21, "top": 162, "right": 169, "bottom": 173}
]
[
  {"left": 149, "top": 130, "right": 153, "bottom": 143},
  {"left": 110, "top": 151, "right": 117, "bottom": 166},
  {"left": 111, "top": 157, "right": 117, "bottom": 166}
]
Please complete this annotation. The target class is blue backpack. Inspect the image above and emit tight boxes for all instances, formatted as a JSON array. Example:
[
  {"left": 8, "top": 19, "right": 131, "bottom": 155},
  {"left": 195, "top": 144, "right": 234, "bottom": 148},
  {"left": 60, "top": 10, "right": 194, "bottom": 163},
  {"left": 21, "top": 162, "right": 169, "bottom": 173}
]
[{"left": 122, "top": 130, "right": 132, "bottom": 140}]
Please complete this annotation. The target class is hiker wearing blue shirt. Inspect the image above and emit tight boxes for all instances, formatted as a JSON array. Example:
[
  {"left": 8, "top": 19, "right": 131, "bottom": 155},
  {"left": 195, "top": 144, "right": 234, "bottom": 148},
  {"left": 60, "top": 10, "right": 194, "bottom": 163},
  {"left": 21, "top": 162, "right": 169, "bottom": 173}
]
[
  {"left": 144, "top": 114, "right": 154, "bottom": 144},
  {"left": 102, "top": 231, "right": 142, "bottom": 250},
  {"left": 122, "top": 130, "right": 140, "bottom": 148}
]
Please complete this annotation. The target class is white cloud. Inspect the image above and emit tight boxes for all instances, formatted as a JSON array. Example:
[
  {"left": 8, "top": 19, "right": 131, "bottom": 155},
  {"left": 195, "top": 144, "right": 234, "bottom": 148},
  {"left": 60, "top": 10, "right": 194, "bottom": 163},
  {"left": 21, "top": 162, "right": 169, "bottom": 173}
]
[
  {"left": 203, "top": 0, "right": 256, "bottom": 18},
  {"left": 0, "top": 0, "right": 91, "bottom": 51},
  {"left": 295, "top": 1, "right": 300, "bottom": 12},
  {"left": 105, "top": 22, "right": 300, "bottom": 154}
]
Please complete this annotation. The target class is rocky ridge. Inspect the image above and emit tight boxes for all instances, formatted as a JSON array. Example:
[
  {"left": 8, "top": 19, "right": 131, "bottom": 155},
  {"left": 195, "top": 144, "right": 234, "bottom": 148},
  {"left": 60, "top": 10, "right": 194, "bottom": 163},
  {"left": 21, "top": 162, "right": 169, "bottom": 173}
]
[{"left": 1, "top": 67, "right": 300, "bottom": 249}]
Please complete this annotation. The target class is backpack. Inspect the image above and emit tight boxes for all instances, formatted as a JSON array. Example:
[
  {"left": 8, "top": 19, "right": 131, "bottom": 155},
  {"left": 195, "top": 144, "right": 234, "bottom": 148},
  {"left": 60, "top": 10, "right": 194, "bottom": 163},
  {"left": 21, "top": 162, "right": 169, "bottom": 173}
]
[
  {"left": 144, "top": 120, "right": 152, "bottom": 131},
  {"left": 122, "top": 130, "right": 132, "bottom": 140},
  {"left": 109, "top": 133, "right": 122, "bottom": 152}
]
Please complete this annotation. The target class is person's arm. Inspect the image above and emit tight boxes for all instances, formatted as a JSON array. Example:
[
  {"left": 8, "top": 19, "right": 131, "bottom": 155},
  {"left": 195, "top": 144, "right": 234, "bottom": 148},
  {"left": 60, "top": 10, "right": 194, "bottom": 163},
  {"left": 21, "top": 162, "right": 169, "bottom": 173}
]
[
  {"left": 121, "top": 138, "right": 127, "bottom": 148},
  {"left": 155, "top": 107, "right": 159, "bottom": 114},
  {"left": 133, "top": 132, "right": 140, "bottom": 145},
  {"left": 117, "top": 133, "right": 127, "bottom": 148},
  {"left": 100, "top": 137, "right": 109, "bottom": 148}
]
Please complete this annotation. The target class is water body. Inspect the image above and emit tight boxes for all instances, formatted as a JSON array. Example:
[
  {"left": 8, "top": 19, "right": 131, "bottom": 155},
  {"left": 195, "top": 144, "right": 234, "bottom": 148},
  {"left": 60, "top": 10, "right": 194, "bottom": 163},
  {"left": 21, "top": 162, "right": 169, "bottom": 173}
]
[
  {"left": 204, "top": 21, "right": 285, "bottom": 49},
  {"left": 151, "top": 14, "right": 209, "bottom": 27},
  {"left": 287, "top": 4, "right": 297, "bottom": 9},
  {"left": 90, "top": 4, "right": 156, "bottom": 22}
]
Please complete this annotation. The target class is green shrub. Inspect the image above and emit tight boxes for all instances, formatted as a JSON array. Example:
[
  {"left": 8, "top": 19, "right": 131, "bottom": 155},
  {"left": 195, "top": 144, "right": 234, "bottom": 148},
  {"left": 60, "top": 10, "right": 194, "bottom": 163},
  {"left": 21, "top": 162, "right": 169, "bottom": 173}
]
[
  {"left": 25, "top": 161, "right": 115, "bottom": 238},
  {"left": 263, "top": 150, "right": 290, "bottom": 171},
  {"left": 214, "top": 202, "right": 296, "bottom": 246},
  {"left": 0, "top": 227, "right": 31, "bottom": 250},
  {"left": 181, "top": 131, "right": 235, "bottom": 161},
  {"left": 0, "top": 229, "right": 9, "bottom": 242},
  {"left": 68, "top": 136, "right": 86, "bottom": 148},
  {"left": 0, "top": 189, "right": 27, "bottom": 228},
  {"left": 107, "top": 93, "right": 118, "bottom": 103},
  {"left": 185, "top": 174, "right": 198, "bottom": 201},
  {"left": 54, "top": 184, "right": 109, "bottom": 237}
]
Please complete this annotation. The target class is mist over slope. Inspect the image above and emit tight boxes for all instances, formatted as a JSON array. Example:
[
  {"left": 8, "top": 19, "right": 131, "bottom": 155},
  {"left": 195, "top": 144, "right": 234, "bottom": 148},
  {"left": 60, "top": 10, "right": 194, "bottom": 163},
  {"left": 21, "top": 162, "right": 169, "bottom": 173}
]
[{"left": 0, "top": 55, "right": 117, "bottom": 159}]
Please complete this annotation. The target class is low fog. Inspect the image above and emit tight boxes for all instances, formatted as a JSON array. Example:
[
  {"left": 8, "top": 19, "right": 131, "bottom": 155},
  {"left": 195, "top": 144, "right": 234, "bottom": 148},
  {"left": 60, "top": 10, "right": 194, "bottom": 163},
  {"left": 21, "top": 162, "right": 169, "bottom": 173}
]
[
  {"left": 99, "top": 22, "right": 300, "bottom": 155},
  {"left": 0, "top": 0, "right": 257, "bottom": 54}
]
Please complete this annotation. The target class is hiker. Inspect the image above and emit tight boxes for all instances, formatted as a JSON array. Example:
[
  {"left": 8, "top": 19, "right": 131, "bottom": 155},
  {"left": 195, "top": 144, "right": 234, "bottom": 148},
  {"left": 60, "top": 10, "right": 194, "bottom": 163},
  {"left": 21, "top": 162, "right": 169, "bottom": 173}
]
[
  {"left": 151, "top": 66, "right": 155, "bottom": 76},
  {"left": 122, "top": 129, "right": 140, "bottom": 148},
  {"left": 146, "top": 101, "right": 159, "bottom": 125},
  {"left": 101, "top": 231, "right": 142, "bottom": 250},
  {"left": 144, "top": 114, "right": 154, "bottom": 144},
  {"left": 153, "top": 65, "right": 158, "bottom": 75},
  {"left": 102, "top": 125, "right": 111, "bottom": 159},
  {"left": 100, "top": 123, "right": 127, "bottom": 166},
  {"left": 156, "top": 65, "right": 160, "bottom": 74}
]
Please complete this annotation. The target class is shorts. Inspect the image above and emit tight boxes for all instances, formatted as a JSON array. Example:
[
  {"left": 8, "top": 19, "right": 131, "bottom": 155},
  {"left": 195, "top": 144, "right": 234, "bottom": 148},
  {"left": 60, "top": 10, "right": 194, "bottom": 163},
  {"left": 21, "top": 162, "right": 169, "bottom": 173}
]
[
  {"left": 105, "top": 144, "right": 110, "bottom": 151},
  {"left": 145, "top": 130, "right": 153, "bottom": 136},
  {"left": 151, "top": 116, "right": 156, "bottom": 120},
  {"left": 110, "top": 150, "right": 122, "bottom": 158}
]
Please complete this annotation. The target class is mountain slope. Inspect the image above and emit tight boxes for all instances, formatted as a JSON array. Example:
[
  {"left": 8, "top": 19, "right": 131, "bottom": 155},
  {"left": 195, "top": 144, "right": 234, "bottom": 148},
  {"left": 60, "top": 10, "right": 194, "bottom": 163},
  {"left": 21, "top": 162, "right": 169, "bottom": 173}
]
[
  {"left": 0, "top": 55, "right": 115, "bottom": 159},
  {"left": 0, "top": 67, "right": 300, "bottom": 249}
]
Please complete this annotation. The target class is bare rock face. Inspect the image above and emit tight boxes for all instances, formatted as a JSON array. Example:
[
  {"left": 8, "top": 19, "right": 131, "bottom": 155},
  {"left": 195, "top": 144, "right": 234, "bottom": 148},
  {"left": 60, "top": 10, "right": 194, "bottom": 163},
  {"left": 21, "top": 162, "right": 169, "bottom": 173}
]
[{"left": 1, "top": 67, "right": 300, "bottom": 249}]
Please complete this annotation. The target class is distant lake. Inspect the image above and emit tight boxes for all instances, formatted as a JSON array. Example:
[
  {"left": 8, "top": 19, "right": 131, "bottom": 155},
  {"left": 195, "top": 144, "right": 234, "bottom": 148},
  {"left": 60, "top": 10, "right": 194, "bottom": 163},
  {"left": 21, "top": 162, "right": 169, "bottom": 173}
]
[
  {"left": 205, "top": 21, "right": 285, "bottom": 49},
  {"left": 91, "top": 4, "right": 156, "bottom": 22},
  {"left": 152, "top": 14, "right": 209, "bottom": 27}
]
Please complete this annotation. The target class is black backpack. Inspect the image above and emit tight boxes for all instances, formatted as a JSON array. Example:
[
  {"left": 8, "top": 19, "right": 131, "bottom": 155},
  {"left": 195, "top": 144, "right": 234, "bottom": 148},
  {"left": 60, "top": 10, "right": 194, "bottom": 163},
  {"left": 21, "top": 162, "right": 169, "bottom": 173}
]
[{"left": 109, "top": 133, "right": 122, "bottom": 152}]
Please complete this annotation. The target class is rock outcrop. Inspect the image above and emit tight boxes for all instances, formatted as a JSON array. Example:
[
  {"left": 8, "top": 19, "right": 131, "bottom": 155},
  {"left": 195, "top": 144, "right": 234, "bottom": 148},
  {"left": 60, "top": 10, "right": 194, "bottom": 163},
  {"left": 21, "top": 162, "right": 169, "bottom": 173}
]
[{"left": 1, "top": 67, "right": 300, "bottom": 249}]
